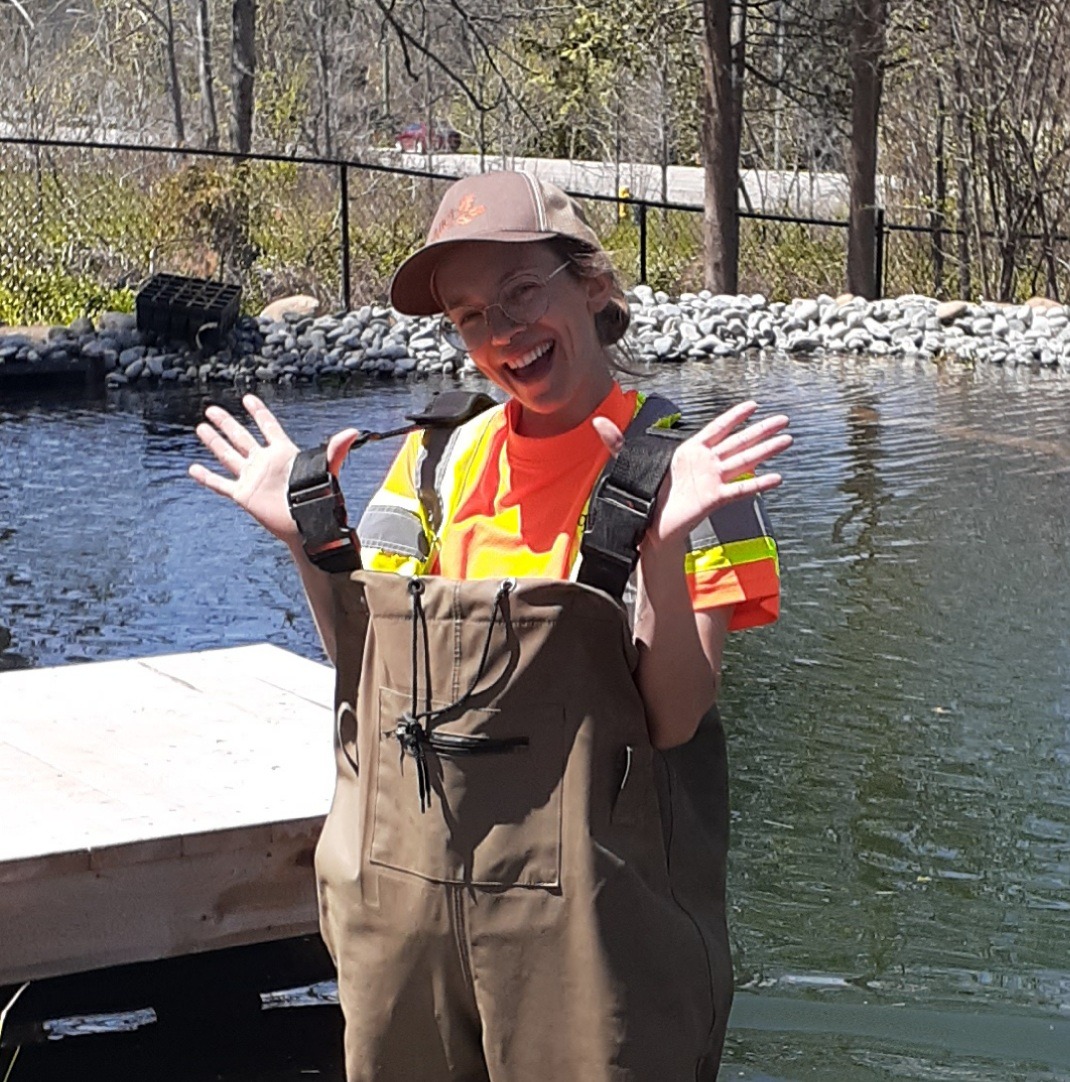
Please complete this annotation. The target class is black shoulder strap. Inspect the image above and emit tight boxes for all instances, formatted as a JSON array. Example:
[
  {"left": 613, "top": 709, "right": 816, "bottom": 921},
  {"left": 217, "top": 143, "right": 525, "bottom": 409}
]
[
  {"left": 576, "top": 393, "right": 683, "bottom": 600},
  {"left": 287, "top": 390, "right": 496, "bottom": 572},
  {"left": 412, "top": 391, "right": 496, "bottom": 537}
]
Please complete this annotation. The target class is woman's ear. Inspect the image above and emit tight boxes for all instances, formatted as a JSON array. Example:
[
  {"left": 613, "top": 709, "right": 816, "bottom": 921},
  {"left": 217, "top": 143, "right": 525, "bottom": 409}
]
[{"left": 585, "top": 271, "right": 614, "bottom": 314}]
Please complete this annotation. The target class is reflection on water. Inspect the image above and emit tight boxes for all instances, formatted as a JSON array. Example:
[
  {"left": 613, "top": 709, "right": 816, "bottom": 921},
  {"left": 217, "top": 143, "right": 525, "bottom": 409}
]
[{"left": 2, "top": 357, "right": 1070, "bottom": 1080}]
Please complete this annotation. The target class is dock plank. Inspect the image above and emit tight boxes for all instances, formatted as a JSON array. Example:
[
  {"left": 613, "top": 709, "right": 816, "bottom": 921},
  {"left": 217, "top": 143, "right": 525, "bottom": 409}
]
[{"left": 0, "top": 644, "right": 336, "bottom": 983}]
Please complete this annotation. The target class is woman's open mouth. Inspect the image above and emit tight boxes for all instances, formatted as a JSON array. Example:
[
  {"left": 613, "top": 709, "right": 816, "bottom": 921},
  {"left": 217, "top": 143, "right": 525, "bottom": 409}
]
[{"left": 505, "top": 340, "right": 554, "bottom": 383}]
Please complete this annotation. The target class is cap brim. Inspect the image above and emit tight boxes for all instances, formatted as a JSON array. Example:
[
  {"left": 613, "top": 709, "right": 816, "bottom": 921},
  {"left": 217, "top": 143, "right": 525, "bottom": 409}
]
[{"left": 389, "top": 232, "right": 559, "bottom": 316}]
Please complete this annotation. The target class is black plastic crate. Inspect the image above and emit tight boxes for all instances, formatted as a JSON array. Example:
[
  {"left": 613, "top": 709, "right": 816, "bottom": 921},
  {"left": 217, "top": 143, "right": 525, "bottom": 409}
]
[{"left": 136, "top": 273, "right": 242, "bottom": 346}]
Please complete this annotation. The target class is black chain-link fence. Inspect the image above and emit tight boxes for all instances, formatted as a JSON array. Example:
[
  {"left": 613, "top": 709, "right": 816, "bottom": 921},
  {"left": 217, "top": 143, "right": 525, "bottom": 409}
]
[
  {"left": 0, "top": 138, "right": 458, "bottom": 325},
  {"left": 8, "top": 135, "right": 1063, "bottom": 328}
]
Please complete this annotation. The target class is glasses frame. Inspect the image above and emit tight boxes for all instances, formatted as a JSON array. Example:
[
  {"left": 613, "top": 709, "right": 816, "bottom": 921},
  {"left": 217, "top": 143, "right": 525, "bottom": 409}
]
[{"left": 438, "top": 261, "right": 571, "bottom": 352}]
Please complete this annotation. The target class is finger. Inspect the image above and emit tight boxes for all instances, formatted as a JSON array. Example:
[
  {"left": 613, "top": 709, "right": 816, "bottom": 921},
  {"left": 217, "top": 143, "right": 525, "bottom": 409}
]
[
  {"left": 720, "top": 471, "right": 783, "bottom": 502},
  {"left": 714, "top": 413, "right": 791, "bottom": 460},
  {"left": 188, "top": 461, "right": 237, "bottom": 498},
  {"left": 694, "top": 400, "right": 759, "bottom": 447},
  {"left": 326, "top": 428, "right": 363, "bottom": 475},
  {"left": 195, "top": 421, "right": 248, "bottom": 476},
  {"left": 720, "top": 433, "right": 794, "bottom": 479},
  {"left": 243, "top": 394, "right": 291, "bottom": 446},
  {"left": 591, "top": 415, "right": 625, "bottom": 457},
  {"left": 205, "top": 403, "right": 260, "bottom": 457}
]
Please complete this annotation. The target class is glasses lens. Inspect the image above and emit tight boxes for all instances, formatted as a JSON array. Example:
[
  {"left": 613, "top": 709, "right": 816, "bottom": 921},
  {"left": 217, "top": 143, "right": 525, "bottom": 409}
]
[
  {"left": 438, "top": 316, "right": 468, "bottom": 351},
  {"left": 500, "top": 278, "right": 549, "bottom": 326}
]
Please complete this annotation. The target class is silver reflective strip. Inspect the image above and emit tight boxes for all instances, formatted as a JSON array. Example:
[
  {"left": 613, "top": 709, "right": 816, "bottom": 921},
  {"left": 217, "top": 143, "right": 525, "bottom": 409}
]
[
  {"left": 689, "top": 495, "right": 770, "bottom": 550},
  {"left": 357, "top": 504, "right": 430, "bottom": 559}
]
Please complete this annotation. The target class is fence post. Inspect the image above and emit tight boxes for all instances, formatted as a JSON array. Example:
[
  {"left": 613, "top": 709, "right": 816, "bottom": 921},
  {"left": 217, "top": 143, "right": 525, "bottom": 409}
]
[
  {"left": 339, "top": 163, "right": 351, "bottom": 312},
  {"left": 874, "top": 206, "right": 885, "bottom": 299},
  {"left": 638, "top": 201, "right": 648, "bottom": 284}
]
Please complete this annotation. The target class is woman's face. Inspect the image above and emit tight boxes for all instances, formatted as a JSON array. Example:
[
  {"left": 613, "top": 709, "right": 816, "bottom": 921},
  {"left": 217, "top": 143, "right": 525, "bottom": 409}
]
[{"left": 433, "top": 241, "right": 615, "bottom": 437}]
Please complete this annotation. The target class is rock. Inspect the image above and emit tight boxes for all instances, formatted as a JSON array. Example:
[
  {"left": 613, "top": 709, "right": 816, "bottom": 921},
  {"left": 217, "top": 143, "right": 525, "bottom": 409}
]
[
  {"left": 68, "top": 315, "right": 95, "bottom": 336},
  {"left": 936, "top": 300, "right": 969, "bottom": 323},
  {"left": 259, "top": 295, "right": 321, "bottom": 322},
  {"left": 795, "top": 299, "right": 820, "bottom": 324},
  {"left": 98, "top": 311, "right": 138, "bottom": 333}
]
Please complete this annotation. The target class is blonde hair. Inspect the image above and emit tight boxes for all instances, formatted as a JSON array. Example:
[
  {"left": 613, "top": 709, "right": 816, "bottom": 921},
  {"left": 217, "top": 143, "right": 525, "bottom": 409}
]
[{"left": 548, "top": 237, "right": 639, "bottom": 373}]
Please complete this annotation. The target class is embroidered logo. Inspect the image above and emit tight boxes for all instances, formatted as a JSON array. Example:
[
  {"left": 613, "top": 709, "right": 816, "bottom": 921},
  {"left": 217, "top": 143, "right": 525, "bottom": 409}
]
[{"left": 431, "top": 194, "right": 486, "bottom": 239}]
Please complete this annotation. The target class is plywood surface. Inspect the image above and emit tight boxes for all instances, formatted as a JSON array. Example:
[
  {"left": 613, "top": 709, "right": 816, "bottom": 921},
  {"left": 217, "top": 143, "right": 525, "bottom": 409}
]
[{"left": 0, "top": 644, "right": 336, "bottom": 873}]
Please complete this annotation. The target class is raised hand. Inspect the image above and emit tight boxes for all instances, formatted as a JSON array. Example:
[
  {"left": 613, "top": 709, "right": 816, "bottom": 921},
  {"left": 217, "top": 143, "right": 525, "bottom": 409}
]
[
  {"left": 188, "top": 394, "right": 360, "bottom": 545},
  {"left": 592, "top": 400, "right": 791, "bottom": 550}
]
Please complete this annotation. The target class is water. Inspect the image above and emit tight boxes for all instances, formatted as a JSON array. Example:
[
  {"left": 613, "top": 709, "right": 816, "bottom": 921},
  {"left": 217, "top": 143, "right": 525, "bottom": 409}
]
[{"left": 3, "top": 356, "right": 1070, "bottom": 1080}]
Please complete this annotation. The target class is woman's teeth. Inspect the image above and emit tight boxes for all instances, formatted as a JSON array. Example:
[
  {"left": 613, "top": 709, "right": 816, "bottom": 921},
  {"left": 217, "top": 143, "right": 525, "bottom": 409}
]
[{"left": 507, "top": 341, "right": 552, "bottom": 371}]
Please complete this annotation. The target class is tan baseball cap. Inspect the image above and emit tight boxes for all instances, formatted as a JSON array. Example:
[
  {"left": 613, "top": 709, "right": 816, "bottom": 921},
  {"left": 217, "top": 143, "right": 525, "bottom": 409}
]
[{"left": 390, "top": 171, "right": 610, "bottom": 316}]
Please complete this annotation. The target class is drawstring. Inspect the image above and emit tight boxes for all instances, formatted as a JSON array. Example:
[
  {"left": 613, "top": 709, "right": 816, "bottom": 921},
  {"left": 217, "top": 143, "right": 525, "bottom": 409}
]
[{"left": 396, "top": 577, "right": 526, "bottom": 812}]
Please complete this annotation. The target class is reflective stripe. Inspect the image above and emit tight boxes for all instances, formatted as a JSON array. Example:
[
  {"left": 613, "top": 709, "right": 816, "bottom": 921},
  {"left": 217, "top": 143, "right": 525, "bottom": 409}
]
[
  {"left": 357, "top": 504, "right": 430, "bottom": 559},
  {"left": 689, "top": 492, "right": 772, "bottom": 550},
  {"left": 685, "top": 535, "right": 779, "bottom": 576}
]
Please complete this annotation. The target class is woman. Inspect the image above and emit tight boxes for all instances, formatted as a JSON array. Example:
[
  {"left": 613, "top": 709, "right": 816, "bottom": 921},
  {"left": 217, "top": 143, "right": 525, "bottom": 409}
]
[{"left": 190, "top": 171, "right": 790, "bottom": 1081}]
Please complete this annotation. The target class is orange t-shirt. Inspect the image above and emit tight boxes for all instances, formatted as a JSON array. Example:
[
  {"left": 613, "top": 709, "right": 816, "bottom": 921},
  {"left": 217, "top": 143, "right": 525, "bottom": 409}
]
[{"left": 359, "top": 383, "right": 779, "bottom": 631}]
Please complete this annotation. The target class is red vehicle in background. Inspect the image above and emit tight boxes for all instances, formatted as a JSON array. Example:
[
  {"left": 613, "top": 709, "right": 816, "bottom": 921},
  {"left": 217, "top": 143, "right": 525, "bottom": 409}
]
[{"left": 395, "top": 121, "right": 462, "bottom": 153}]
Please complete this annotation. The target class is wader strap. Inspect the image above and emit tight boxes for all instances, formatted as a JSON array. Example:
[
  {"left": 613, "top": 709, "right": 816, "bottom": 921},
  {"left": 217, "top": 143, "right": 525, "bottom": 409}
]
[
  {"left": 576, "top": 393, "right": 683, "bottom": 601},
  {"left": 286, "top": 391, "right": 496, "bottom": 573},
  {"left": 287, "top": 446, "right": 362, "bottom": 573},
  {"left": 414, "top": 391, "right": 497, "bottom": 536}
]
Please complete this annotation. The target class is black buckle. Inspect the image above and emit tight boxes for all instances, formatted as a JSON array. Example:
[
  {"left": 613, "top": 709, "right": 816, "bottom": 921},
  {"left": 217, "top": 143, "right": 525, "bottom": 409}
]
[
  {"left": 582, "top": 482, "right": 656, "bottom": 574},
  {"left": 286, "top": 447, "right": 360, "bottom": 573}
]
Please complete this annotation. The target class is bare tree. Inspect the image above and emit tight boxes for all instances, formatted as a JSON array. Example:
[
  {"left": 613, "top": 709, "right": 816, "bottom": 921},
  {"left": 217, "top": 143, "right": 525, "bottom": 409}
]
[
  {"left": 196, "top": 0, "right": 220, "bottom": 148},
  {"left": 231, "top": 0, "right": 254, "bottom": 153},
  {"left": 699, "top": 0, "right": 742, "bottom": 293},
  {"left": 846, "top": 0, "right": 885, "bottom": 297}
]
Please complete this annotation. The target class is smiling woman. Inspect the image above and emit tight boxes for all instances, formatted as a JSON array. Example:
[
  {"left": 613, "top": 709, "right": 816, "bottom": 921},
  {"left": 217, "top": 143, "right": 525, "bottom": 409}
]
[{"left": 188, "top": 169, "right": 791, "bottom": 1082}]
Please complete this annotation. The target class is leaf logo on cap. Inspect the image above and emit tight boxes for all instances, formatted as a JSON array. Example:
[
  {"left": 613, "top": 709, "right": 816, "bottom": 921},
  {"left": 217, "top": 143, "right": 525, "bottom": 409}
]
[{"left": 431, "top": 194, "right": 486, "bottom": 240}]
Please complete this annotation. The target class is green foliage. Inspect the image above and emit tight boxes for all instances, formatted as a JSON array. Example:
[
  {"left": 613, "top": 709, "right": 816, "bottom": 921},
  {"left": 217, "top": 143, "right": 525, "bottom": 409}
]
[
  {"left": 739, "top": 221, "right": 847, "bottom": 301},
  {"left": 0, "top": 267, "right": 133, "bottom": 326},
  {"left": 257, "top": 64, "right": 312, "bottom": 149},
  {"left": 152, "top": 162, "right": 262, "bottom": 280},
  {"left": 602, "top": 212, "right": 705, "bottom": 294}
]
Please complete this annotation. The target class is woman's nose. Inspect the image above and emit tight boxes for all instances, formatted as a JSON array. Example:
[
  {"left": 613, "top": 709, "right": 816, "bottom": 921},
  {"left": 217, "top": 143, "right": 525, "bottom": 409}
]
[{"left": 486, "top": 304, "right": 522, "bottom": 344}]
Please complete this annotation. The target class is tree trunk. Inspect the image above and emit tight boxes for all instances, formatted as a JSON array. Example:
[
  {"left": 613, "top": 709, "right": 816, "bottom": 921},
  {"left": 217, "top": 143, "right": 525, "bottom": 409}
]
[
  {"left": 163, "top": 0, "right": 185, "bottom": 145},
  {"left": 315, "top": 0, "right": 333, "bottom": 157},
  {"left": 931, "top": 78, "right": 946, "bottom": 297},
  {"left": 197, "top": 0, "right": 219, "bottom": 150},
  {"left": 952, "top": 60, "right": 971, "bottom": 300},
  {"left": 699, "top": 0, "right": 740, "bottom": 294},
  {"left": 231, "top": 0, "right": 255, "bottom": 154},
  {"left": 846, "top": 0, "right": 885, "bottom": 298}
]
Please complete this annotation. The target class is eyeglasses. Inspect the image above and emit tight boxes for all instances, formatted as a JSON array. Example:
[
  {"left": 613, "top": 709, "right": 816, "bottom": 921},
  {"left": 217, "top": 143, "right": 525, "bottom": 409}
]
[{"left": 438, "top": 262, "right": 571, "bottom": 351}]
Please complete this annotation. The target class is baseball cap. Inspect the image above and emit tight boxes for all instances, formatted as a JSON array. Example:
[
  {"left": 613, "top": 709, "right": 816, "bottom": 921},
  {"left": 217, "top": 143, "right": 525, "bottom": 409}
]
[{"left": 390, "top": 171, "right": 618, "bottom": 318}]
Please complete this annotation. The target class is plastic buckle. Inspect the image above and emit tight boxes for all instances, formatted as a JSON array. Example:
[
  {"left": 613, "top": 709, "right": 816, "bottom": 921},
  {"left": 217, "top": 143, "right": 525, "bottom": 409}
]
[
  {"left": 582, "top": 482, "right": 656, "bottom": 571},
  {"left": 287, "top": 451, "right": 360, "bottom": 573}
]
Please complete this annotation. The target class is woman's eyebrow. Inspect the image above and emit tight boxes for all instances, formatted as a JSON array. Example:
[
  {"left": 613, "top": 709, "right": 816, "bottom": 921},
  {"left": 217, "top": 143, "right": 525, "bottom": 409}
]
[{"left": 438, "top": 264, "right": 546, "bottom": 310}]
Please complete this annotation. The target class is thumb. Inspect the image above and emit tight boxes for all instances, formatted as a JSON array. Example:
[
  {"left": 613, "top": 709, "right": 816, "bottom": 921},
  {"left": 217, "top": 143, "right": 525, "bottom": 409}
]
[
  {"left": 591, "top": 415, "right": 625, "bottom": 458},
  {"left": 326, "top": 428, "right": 362, "bottom": 475}
]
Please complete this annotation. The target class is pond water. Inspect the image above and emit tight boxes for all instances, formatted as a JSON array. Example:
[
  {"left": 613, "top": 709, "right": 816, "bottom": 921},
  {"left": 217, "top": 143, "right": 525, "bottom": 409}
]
[{"left": 3, "top": 354, "right": 1070, "bottom": 1080}]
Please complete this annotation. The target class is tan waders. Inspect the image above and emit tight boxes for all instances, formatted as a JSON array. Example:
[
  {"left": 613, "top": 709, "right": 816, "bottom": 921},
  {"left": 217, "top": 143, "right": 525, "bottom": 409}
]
[{"left": 316, "top": 571, "right": 733, "bottom": 1081}]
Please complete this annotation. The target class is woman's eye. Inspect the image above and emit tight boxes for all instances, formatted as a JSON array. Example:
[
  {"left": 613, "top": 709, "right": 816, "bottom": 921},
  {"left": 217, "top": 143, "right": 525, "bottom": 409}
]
[
  {"left": 505, "top": 280, "right": 540, "bottom": 305},
  {"left": 456, "top": 311, "right": 481, "bottom": 328}
]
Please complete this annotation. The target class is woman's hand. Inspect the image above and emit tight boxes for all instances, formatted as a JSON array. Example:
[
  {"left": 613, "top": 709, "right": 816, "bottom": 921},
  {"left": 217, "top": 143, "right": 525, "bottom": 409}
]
[
  {"left": 188, "top": 394, "right": 361, "bottom": 545},
  {"left": 593, "top": 400, "right": 791, "bottom": 551}
]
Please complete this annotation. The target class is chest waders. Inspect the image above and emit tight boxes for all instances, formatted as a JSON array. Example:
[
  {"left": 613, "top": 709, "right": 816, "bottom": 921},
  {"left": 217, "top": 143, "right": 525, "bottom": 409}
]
[{"left": 288, "top": 394, "right": 733, "bottom": 1082}]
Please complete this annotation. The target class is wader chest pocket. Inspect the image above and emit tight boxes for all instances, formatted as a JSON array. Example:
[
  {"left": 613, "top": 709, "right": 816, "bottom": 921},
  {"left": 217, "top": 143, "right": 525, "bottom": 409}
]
[{"left": 370, "top": 686, "right": 565, "bottom": 887}]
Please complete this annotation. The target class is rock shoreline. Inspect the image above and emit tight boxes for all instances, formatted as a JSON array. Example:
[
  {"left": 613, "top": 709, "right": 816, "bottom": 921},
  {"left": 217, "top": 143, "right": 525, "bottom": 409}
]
[{"left": 2, "top": 287, "right": 1069, "bottom": 388}]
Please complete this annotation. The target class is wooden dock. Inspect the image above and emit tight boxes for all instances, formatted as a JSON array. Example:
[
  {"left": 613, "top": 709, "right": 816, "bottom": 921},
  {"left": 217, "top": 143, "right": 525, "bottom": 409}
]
[{"left": 0, "top": 644, "right": 335, "bottom": 986}]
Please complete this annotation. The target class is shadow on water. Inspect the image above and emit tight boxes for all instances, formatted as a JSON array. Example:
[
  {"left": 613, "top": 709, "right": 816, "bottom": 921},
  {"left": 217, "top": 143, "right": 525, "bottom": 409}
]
[{"left": 3, "top": 359, "right": 1070, "bottom": 1080}]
